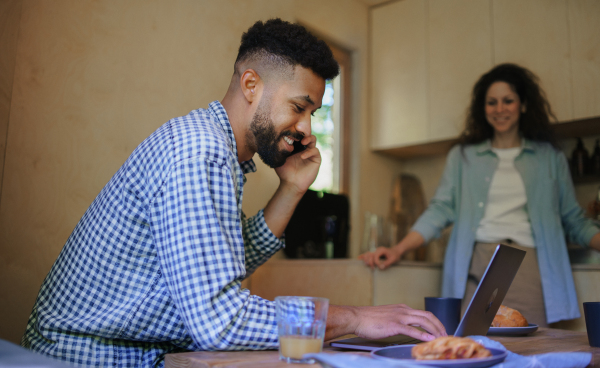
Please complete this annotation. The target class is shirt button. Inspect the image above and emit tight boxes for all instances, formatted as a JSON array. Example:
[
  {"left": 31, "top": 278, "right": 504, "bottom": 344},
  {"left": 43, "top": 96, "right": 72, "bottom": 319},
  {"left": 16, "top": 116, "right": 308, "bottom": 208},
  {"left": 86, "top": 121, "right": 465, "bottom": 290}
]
[{"left": 479, "top": 202, "right": 484, "bottom": 207}]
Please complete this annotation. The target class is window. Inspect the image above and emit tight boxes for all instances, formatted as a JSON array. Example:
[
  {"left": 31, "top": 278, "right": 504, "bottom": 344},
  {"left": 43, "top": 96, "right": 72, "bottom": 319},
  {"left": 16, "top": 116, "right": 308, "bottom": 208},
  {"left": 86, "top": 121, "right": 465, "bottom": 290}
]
[{"left": 309, "top": 44, "right": 351, "bottom": 195}]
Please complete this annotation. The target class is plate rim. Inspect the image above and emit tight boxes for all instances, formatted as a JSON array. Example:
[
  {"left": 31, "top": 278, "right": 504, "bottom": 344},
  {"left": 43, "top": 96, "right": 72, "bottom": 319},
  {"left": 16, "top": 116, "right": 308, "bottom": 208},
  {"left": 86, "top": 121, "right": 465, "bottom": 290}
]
[
  {"left": 371, "top": 345, "right": 508, "bottom": 366},
  {"left": 487, "top": 323, "right": 538, "bottom": 335}
]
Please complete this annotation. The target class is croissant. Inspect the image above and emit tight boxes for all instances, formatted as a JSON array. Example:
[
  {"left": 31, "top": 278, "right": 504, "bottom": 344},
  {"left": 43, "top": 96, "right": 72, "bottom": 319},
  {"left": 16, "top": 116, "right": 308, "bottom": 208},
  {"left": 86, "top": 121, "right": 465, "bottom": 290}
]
[
  {"left": 411, "top": 336, "right": 492, "bottom": 360},
  {"left": 492, "top": 305, "right": 528, "bottom": 327}
]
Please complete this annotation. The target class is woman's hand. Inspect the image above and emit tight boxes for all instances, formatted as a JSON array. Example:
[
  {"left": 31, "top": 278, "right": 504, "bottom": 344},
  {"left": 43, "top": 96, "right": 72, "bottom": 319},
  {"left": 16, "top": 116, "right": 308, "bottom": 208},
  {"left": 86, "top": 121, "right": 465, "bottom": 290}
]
[
  {"left": 358, "top": 231, "right": 426, "bottom": 270},
  {"left": 358, "top": 246, "right": 402, "bottom": 270}
]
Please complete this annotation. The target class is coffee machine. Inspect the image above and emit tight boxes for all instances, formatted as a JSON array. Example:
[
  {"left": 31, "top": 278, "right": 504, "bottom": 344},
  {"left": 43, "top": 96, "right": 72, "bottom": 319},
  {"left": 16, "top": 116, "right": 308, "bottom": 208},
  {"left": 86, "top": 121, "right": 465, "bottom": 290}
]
[{"left": 283, "top": 190, "right": 350, "bottom": 259}]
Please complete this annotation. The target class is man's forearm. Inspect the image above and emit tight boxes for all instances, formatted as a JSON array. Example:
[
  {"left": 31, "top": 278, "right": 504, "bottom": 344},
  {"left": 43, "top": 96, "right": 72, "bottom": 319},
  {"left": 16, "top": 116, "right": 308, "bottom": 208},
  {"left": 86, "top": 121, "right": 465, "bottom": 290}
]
[
  {"left": 325, "top": 305, "right": 358, "bottom": 340},
  {"left": 263, "top": 183, "right": 305, "bottom": 238}
]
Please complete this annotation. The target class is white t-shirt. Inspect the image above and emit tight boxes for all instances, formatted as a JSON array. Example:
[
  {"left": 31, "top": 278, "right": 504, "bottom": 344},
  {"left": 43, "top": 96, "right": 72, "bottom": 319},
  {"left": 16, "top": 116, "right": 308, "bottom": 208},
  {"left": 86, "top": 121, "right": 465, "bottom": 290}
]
[{"left": 475, "top": 147, "right": 535, "bottom": 247}]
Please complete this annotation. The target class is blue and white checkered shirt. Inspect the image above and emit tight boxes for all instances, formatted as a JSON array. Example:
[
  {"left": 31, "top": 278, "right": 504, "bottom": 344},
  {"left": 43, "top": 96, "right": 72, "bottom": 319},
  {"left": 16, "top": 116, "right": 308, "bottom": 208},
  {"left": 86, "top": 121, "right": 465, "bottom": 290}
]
[{"left": 22, "top": 101, "right": 285, "bottom": 367}]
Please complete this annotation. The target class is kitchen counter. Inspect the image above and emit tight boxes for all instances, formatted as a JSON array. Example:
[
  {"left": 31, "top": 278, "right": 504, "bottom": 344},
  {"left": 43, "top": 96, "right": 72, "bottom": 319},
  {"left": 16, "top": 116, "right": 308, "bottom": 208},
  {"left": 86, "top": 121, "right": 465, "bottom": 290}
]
[
  {"left": 572, "top": 263, "right": 600, "bottom": 270},
  {"left": 247, "top": 258, "right": 600, "bottom": 332},
  {"left": 247, "top": 259, "right": 443, "bottom": 310}
]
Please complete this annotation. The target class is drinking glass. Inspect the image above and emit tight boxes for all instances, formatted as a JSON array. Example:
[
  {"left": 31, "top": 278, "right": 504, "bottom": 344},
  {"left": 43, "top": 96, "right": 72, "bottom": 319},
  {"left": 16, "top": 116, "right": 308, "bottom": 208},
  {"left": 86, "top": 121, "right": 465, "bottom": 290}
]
[{"left": 275, "top": 296, "right": 329, "bottom": 364}]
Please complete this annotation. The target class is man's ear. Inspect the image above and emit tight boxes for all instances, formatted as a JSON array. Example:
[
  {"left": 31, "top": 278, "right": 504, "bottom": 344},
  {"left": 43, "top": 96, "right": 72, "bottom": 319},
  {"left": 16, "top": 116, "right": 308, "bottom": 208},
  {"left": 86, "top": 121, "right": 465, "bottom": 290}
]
[{"left": 240, "top": 69, "right": 261, "bottom": 103}]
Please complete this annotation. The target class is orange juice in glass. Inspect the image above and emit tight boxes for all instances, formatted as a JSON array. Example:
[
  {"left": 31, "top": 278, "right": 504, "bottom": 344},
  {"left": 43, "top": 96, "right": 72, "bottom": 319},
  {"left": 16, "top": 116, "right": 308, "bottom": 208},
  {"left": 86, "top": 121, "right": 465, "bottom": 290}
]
[{"left": 275, "top": 296, "right": 329, "bottom": 364}]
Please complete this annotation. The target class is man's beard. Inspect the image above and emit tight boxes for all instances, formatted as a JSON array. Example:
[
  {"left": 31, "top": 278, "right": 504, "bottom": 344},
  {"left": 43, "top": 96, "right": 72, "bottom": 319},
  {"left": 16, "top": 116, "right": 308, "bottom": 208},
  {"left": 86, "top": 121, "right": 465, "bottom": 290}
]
[{"left": 249, "top": 103, "right": 303, "bottom": 169}]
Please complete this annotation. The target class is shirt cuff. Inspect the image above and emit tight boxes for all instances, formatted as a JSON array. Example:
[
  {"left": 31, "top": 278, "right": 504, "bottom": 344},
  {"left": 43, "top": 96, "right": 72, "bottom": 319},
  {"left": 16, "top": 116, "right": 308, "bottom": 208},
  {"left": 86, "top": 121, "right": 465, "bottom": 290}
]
[
  {"left": 411, "top": 220, "right": 440, "bottom": 243},
  {"left": 249, "top": 209, "right": 286, "bottom": 254},
  {"left": 582, "top": 226, "right": 600, "bottom": 248}
]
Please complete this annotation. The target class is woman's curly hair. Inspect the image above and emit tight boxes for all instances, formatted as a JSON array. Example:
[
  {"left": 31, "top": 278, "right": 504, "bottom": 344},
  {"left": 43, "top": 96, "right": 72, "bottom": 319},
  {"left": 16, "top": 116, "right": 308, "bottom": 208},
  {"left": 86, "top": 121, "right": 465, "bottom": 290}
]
[
  {"left": 459, "top": 63, "right": 559, "bottom": 148},
  {"left": 236, "top": 18, "right": 339, "bottom": 81}
]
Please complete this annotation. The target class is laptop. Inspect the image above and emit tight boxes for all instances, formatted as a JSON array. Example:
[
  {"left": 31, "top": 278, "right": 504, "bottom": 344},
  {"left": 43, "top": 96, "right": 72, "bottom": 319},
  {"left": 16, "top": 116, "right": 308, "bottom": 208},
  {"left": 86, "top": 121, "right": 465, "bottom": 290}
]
[{"left": 330, "top": 244, "right": 526, "bottom": 351}]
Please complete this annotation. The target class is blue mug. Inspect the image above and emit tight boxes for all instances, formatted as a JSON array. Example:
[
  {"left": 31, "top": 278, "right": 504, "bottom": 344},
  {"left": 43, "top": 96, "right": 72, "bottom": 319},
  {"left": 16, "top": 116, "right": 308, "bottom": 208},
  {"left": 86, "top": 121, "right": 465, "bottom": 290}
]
[{"left": 425, "top": 297, "right": 462, "bottom": 335}]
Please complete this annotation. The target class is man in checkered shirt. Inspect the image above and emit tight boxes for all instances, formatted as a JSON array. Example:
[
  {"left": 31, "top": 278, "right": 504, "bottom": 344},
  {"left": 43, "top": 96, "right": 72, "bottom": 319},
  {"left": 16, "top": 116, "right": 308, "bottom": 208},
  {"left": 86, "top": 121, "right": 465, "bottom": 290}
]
[{"left": 22, "top": 19, "right": 446, "bottom": 367}]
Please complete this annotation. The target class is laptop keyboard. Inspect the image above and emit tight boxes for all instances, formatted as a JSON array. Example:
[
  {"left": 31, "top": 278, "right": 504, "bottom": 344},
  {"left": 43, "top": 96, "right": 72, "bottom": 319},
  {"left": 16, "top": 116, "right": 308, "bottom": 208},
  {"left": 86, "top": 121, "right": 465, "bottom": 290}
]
[{"left": 387, "top": 338, "right": 421, "bottom": 345}]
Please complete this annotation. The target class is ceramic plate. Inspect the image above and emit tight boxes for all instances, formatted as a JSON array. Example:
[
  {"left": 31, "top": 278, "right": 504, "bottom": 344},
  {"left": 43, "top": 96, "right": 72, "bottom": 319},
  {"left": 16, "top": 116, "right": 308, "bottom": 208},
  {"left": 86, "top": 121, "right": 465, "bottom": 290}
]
[
  {"left": 371, "top": 345, "right": 507, "bottom": 367},
  {"left": 487, "top": 323, "right": 538, "bottom": 336}
]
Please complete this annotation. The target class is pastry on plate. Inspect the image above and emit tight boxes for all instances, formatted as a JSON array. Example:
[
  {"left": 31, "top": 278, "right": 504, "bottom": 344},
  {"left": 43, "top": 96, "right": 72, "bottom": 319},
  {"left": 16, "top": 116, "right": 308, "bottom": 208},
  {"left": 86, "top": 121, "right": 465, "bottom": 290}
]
[
  {"left": 411, "top": 336, "right": 492, "bottom": 360},
  {"left": 492, "top": 305, "right": 528, "bottom": 327}
]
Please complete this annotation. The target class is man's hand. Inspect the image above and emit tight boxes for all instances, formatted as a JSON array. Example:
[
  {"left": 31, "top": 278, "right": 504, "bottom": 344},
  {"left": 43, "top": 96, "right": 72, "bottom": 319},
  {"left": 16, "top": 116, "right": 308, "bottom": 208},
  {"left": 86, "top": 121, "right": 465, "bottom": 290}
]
[
  {"left": 263, "top": 135, "right": 320, "bottom": 238},
  {"left": 326, "top": 304, "right": 447, "bottom": 342},
  {"left": 358, "top": 246, "right": 402, "bottom": 270},
  {"left": 274, "top": 134, "right": 320, "bottom": 194}
]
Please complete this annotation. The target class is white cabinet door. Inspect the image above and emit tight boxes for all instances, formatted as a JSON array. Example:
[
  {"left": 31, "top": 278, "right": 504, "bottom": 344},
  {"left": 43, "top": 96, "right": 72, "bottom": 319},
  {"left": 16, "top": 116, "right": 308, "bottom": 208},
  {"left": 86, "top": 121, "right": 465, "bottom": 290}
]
[
  {"left": 568, "top": 0, "right": 600, "bottom": 120},
  {"left": 493, "top": 0, "right": 572, "bottom": 122},
  {"left": 371, "top": 0, "right": 428, "bottom": 150},
  {"left": 428, "top": 0, "right": 493, "bottom": 141}
]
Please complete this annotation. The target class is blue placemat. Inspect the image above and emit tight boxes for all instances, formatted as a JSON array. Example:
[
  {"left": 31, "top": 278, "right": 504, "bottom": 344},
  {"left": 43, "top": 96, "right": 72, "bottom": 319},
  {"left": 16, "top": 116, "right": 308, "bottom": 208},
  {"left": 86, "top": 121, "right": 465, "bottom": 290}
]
[{"left": 306, "top": 336, "right": 592, "bottom": 368}]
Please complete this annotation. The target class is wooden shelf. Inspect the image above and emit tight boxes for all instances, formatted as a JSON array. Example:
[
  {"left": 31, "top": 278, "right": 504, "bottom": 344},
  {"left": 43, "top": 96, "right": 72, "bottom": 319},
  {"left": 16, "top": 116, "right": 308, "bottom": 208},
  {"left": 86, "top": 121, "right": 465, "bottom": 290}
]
[
  {"left": 553, "top": 116, "right": 600, "bottom": 140},
  {"left": 374, "top": 116, "right": 600, "bottom": 159},
  {"left": 572, "top": 174, "right": 600, "bottom": 185}
]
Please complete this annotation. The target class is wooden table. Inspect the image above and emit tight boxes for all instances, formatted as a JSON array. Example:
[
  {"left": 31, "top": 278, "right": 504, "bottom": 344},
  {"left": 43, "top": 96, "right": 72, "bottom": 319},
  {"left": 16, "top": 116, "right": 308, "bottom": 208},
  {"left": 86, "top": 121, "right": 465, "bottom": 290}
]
[{"left": 164, "top": 328, "right": 600, "bottom": 367}]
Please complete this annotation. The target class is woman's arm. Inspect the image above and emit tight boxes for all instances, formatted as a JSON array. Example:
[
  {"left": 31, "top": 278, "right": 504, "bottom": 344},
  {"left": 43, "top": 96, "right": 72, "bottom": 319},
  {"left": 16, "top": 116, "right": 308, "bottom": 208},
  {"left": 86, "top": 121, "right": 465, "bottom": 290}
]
[
  {"left": 554, "top": 151, "right": 600, "bottom": 247},
  {"left": 359, "top": 146, "right": 462, "bottom": 270},
  {"left": 589, "top": 232, "right": 600, "bottom": 251},
  {"left": 358, "top": 231, "right": 425, "bottom": 269}
]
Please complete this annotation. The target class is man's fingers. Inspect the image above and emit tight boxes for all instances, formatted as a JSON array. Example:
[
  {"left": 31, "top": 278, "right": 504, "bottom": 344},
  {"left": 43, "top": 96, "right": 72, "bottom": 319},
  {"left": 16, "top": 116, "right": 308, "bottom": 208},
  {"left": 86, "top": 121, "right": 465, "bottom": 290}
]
[
  {"left": 399, "top": 310, "right": 447, "bottom": 337},
  {"left": 393, "top": 324, "right": 436, "bottom": 342},
  {"left": 300, "top": 135, "right": 317, "bottom": 148},
  {"left": 298, "top": 146, "right": 320, "bottom": 162}
]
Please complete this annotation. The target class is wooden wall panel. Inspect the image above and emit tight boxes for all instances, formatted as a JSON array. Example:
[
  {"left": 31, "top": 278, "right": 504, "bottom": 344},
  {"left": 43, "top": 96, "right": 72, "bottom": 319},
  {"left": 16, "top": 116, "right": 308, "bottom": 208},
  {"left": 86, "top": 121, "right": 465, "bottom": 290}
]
[
  {"left": 373, "top": 264, "right": 442, "bottom": 310},
  {"left": 249, "top": 259, "right": 373, "bottom": 306},
  {"left": 371, "top": 0, "right": 428, "bottom": 149},
  {"left": 0, "top": 0, "right": 22, "bottom": 202},
  {"left": 568, "top": 0, "right": 600, "bottom": 120},
  {"left": 0, "top": 0, "right": 375, "bottom": 345},
  {"left": 428, "top": 0, "right": 493, "bottom": 141},
  {"left": 493, "top": 0, "right": 572, "bottom": 122},
  {"left": 0, "top": 0, "right": 294, "bottom": 344}
]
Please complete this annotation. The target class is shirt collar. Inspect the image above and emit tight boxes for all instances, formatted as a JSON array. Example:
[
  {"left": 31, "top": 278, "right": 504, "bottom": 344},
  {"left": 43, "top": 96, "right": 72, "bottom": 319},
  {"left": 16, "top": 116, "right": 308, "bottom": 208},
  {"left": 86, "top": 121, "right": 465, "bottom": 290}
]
[
  {"left": 208, "top": 100, "right": 257, "bottom": 174},
  {"left": 475, "top": 137, "right": 536, "bottom": 155}
]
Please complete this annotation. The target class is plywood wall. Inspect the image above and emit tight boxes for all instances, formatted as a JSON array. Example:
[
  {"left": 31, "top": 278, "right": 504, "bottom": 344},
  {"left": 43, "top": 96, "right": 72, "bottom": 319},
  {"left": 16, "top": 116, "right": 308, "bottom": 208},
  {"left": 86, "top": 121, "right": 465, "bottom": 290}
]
[
  {"left": 0, "top": 0, "right": 22, "bottom": 206},
  {"left": 0, "top": 0, "right": 400, "bottom": 344}
]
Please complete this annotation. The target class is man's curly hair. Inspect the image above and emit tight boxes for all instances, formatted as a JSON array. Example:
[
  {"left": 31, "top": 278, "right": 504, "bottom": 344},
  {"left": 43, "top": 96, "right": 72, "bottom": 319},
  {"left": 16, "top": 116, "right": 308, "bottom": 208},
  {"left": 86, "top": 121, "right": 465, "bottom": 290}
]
[{"left": 236, "top": 18, "right": 340, "bottom": 81}]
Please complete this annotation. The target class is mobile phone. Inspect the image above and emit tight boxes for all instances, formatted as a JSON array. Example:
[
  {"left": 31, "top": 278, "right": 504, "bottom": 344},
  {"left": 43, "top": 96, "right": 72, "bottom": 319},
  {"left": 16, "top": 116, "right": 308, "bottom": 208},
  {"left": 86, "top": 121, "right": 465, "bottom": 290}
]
[{"left": 291, "top": 140, "right": 307, "bottom": 155}]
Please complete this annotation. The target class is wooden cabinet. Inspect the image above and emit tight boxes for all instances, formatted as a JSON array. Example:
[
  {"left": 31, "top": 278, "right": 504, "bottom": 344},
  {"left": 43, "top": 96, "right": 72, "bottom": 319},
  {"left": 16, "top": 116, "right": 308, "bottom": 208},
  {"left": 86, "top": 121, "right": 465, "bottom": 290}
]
[
  {"left": 568, "top": 0, "right": 600, "bottom": 120},
  {"left": 371, "top": 0, "right": 491, "bottom": 149},
  {"left": 246, "top": 259, "right": 442, "bottom": 310},
  {"left": 371, "top": 0, "right": 428, "bottom": 149},
  {"left": 370, "top": 0, "right": 600, "bottom": 151},
  {"left": 493, "top": 0, "right": 572, "bottom": 122},
  {"left": 428, "top": 0, "right": 493, "bottom": 142}
]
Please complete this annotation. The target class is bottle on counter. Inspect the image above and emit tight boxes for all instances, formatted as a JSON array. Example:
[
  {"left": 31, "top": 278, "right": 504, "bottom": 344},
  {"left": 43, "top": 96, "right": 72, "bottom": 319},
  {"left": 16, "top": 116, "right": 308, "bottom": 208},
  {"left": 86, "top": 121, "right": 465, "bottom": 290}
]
[
  {"left": 324, "top": 216, "right": 336, "bottom": 259},
  {"left": 596, "top": 186, "right": 600, "bottom": 221},
  {"left": 571, "top": 137, "right": 590, "bottom": 177},
  {"left": 591, "top": 139, "right": 600, "bottom": 176}
]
